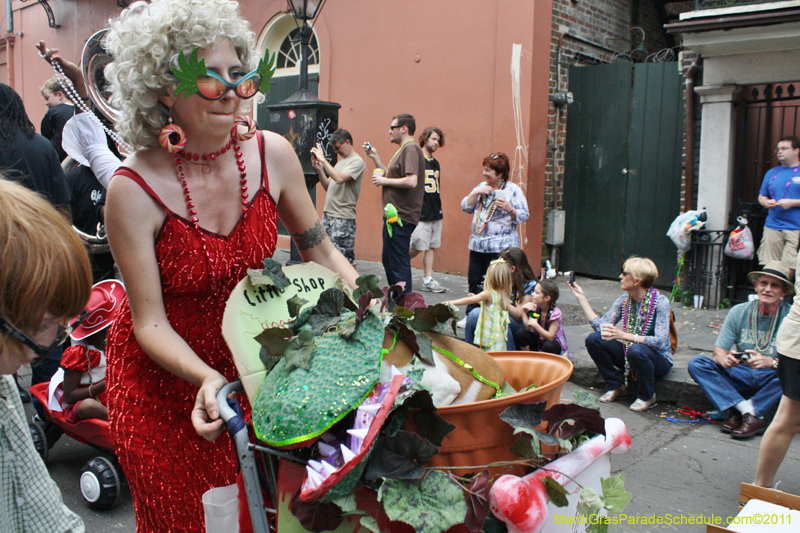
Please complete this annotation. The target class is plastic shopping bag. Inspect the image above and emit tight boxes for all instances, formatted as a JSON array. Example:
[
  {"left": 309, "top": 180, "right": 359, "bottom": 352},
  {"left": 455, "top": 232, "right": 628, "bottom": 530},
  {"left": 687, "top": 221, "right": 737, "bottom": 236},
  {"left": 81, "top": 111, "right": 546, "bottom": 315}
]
[
  {"left": 724, "top": 217, "right": 755, "bottom": 260},
  {"left": 667, "top": 210, "right": 707, "bottom": 252}
]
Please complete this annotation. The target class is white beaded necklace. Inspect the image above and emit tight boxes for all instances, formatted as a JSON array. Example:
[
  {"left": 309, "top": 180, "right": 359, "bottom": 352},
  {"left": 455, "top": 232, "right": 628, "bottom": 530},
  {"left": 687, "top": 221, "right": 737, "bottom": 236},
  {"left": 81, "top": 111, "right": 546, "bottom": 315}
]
[{"left": 39, "top": 52, "right": 134, "bottom": 154}]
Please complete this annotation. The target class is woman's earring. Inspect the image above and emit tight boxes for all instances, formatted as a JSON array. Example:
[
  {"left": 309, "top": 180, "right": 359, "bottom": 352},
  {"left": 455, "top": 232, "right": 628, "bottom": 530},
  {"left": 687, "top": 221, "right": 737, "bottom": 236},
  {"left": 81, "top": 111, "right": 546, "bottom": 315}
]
[
  {"left": 159, "top": 116, "right": 187, "bottom": 154},
  {"left": 231, "top": 115, "right": 256, "bottom": 142}
]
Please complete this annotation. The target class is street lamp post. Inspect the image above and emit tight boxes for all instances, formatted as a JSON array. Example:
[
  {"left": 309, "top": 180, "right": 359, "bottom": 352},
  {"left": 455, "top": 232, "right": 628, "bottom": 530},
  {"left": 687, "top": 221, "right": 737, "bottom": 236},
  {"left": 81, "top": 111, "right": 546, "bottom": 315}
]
[{"left": 265, "top": 0, "right": 340, "bottom": 263}]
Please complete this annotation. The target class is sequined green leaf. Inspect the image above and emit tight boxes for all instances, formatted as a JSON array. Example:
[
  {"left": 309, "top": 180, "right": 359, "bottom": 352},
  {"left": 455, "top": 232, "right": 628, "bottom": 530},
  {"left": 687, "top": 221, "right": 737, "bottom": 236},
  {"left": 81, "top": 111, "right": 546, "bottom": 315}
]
[
  {"left": 284, "top": 330, "right": 315, "bottom": 372},
  {"left": 173, "top": 48, "right": 206, "bottom": 99},
  {"left": 256, "top": 49, "right": 277, "bottom": 94}
]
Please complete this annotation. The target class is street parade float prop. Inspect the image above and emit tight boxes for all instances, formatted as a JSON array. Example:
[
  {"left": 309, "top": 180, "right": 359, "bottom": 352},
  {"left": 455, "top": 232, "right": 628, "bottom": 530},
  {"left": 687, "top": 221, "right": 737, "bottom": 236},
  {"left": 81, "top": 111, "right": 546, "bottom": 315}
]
[{"left": 220, "top": 260, "right": 633, "bottom": 533}]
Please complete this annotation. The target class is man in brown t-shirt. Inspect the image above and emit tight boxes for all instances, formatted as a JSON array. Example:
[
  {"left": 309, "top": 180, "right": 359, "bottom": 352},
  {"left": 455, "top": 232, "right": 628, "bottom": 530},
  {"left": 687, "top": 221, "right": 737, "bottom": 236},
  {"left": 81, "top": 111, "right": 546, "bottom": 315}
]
[{"left": 364, "top": 113, "right": 426, "bottom": 296}]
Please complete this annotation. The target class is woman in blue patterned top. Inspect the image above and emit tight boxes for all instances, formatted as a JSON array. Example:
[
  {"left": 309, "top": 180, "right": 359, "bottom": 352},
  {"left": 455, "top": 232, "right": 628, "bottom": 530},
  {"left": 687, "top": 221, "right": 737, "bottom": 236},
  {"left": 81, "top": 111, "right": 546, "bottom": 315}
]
[
  {"left": 460, "top": 153, "right": 529, "bottom": 318},
  {"left": 569, "top": 256, "right": 672, "bottom": 412}
]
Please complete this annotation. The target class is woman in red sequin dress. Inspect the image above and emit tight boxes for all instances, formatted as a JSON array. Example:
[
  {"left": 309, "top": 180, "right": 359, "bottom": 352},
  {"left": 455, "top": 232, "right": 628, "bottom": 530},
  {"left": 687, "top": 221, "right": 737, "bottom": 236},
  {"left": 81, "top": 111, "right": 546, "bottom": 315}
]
[{"left": 99, "top": 1, "right": 358, "bottom": 531}]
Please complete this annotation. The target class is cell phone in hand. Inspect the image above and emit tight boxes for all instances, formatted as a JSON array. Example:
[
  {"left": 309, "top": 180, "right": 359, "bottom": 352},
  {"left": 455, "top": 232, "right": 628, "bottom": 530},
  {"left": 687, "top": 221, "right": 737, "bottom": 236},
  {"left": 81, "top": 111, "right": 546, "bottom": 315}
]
[
  {"left": 364, "top": 142, "right": 373, "bottom": 151},
  {"left": 569, "top": 271, "right": 576, "bottom": 286}
]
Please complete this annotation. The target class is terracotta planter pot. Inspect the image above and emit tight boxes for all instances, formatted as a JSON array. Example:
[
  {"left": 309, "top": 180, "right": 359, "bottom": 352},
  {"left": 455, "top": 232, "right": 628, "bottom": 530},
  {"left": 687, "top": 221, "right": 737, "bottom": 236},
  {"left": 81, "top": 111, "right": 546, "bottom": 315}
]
[{"left": 404, "top": 351, "right": 573, "bottom": 478}]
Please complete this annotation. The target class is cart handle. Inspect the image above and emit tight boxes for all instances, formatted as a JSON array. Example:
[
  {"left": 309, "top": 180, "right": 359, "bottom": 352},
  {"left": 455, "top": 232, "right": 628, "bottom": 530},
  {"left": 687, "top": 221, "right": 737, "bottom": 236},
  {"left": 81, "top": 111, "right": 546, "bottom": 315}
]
[{"left": 217, "top": 381, "right": 244, "bottom": 424}]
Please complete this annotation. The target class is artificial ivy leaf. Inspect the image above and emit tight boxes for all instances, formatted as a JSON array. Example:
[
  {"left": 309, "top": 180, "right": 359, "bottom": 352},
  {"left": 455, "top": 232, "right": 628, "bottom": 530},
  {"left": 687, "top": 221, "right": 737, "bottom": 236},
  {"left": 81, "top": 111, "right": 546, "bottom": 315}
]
[
  {"left": 408, "top": 391, "right": 455, "bottom": 446},
  {"left": 557, "top": 437, "right": 574, "bottom": 454},
  {"left": 287, "top": 295, "right": 309, "bottom": 318},
  {"left": 496, "top": 382, "right": 518, "bottom": 398},
  {"left": 573, "top": 389, "right": 600, "bottom": 410},
  {"left": 364, "top": 430, "right": 438, "bottom": 481},
  {"left": 258, "top": 347, "right": 281, "bottom": 373},
  {"left": 513, "top": 427, "right": 559, "bottom": 448},
  {"left": 357, "top": 293, "right": 372, "bottom": 322},
  {"left": 415, "top": 333, "right": 435, "bottom": 366},
  {"left": 397, "top": 292, "right": 426, "bottom": 311},
  {"left": 353, "top": 274, "right": 383, "bottom": 300},
  {"left": 389, "top": 320, "right": 420, "bottom": 356},
  {"left": 359, "top": 516, "right": 380, "bottom": 533},
  {"left": 394, "top": 306, "right": 415, "bottom": 320},
  {"left": 499, "top": 402, "right": 547, "bottom": 434},
  {"left": 172, "top": 48, "right": 206, "bottom": 98},
  {"left": 576, "top": 487, "right": 604, "bottom": 518},
  {"left": 304, "top": 288, "right": 349, "bottom": 335},
  {"left": 510, "top": 435, "right": 535, "bottom": 459},
  {"left": 588, "top": 521, "right": 609, "bottom": 533},
  {"left": 254, "top": 327, "right": 293, "bottom": 357},
  {"left": 289, "top": 491, "right": 343, "bottom": 532},
  {"left": 409, "top": 304, "right": 456, "bottom": 333},
  {"left": 541, "top": 404, "right": 605, "bottom": 440},
  {"left": 249, "top": 257, "right": 291, "bottom": 290},
  {"left": 378, "top": 470, "right": 467, "bottom": 533},
  {"left": 482, "top": 514, "right": 510, "bottom": 533},
  {"left": 542, "top": 476, "right": 569, "bottom": 508},
  {"left": 600, "top": 473, "right": 632, "bottom": 511},
  {"left": 284, "top": 330, "right": 315, "bottom": 372},
  {"left": 464, "top": 469, "right": 490, "bottom": 532},
  {"left": 287, "top": 305, "right": 314, "bottom": 334},
  {"left": 330, "top": 493, "right": 358, "bottom": 514}
]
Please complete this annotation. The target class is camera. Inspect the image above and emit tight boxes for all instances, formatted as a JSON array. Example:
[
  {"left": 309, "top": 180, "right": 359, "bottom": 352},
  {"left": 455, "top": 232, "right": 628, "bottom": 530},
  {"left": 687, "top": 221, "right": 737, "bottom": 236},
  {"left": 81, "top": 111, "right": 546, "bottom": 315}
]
[
  {"left": 569, "top": 271, "right": 576, "bottom": 286},
  {"left": 364, "top": 142, "right": 373, "bottom": 151},
  {"left": 732, "top": 351, "right": 751, "bottom": 362}
]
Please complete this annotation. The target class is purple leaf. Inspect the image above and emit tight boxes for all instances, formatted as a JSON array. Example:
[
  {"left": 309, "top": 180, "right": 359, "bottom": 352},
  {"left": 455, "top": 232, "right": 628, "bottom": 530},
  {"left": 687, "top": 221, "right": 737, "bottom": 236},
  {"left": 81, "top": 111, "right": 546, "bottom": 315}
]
[
  {"left": 465, "top": 469, "right": 490, "bottom": 532},
  {"left": 396, "top": 292, "right": 426, "bottom": 311}
]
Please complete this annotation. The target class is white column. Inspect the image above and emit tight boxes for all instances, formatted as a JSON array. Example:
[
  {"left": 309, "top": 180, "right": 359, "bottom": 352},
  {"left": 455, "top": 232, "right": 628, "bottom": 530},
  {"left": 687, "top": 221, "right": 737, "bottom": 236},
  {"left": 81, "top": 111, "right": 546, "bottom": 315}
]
[{"left": 694, "top": 85, "right": 741, "bottom": 230}]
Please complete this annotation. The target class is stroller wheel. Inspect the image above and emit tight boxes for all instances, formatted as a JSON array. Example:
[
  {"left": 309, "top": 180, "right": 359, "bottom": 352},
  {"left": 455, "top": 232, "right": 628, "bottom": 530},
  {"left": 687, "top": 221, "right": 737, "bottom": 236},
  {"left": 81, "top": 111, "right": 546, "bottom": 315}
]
[
  {"left": 80, "top": 456, "right": 121, "bottom": 509},
  {"left": 29, "top": 421, "right": 48, "bottom": 464}
]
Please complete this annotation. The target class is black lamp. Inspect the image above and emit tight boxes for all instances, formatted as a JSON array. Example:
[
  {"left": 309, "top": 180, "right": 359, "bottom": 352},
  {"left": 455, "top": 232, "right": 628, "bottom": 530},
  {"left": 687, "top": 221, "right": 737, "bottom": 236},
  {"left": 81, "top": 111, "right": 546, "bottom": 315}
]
[{"left": 285, "top": 0, "right": 328, "bottom": 102}]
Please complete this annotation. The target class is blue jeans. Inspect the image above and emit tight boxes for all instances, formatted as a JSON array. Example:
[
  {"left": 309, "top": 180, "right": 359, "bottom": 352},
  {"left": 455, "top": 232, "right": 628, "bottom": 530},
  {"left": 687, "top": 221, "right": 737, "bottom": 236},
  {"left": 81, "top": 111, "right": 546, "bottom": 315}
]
[
  {"left": 382, "top": 218, "right": 415, "bottom": 296},
  {"left": 464, "top": 307, "right": 517, "bottom": 350},
  {"left": 585, "top": 331, "right": 672, "bottom": 401},
  {"left": 687, "top": 355, "right": 782, "bottom": 417}
]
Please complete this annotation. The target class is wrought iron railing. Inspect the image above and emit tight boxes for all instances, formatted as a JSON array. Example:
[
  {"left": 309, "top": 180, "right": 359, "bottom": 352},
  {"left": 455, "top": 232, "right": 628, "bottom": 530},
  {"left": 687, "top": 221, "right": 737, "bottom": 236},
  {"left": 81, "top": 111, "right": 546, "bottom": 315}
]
[
  {"left": 696, "top": 0, "right": 788, "bottom": 9},
  {"left": 686, "top": 230, "right": 732, "bottom": 310}
]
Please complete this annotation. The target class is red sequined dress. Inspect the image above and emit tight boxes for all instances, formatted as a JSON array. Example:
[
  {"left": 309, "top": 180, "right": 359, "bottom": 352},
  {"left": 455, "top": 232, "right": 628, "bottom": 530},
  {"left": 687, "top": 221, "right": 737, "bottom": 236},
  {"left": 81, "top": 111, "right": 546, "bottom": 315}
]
[{"left": 106, "top": 133, "right": 277, "bottom": 533}]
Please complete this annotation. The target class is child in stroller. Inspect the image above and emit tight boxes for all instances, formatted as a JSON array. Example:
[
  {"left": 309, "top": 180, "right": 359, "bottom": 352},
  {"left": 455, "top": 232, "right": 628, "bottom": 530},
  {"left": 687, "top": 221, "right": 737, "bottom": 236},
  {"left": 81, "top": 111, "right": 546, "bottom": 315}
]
[{"left": 48, "top": 280, "right": 124, "bottom": 422}]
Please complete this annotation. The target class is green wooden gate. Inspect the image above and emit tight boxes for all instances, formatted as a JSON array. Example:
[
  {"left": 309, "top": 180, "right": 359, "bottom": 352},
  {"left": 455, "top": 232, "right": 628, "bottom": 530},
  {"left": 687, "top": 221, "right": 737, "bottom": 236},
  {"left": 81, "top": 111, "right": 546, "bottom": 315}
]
[{"left": 561, "top": 62, "right": 683, "bottom": 287}]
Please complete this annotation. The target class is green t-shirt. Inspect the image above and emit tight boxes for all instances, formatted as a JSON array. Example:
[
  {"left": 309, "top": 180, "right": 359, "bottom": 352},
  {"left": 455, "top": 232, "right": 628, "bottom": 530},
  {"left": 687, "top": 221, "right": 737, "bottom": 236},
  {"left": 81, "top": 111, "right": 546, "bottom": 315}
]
[
  {"left": 322, "top": 153, "right": 365, "bottom": 220},
  {"left": 715, "top": 300, "right": 790, "bottom": 356}
]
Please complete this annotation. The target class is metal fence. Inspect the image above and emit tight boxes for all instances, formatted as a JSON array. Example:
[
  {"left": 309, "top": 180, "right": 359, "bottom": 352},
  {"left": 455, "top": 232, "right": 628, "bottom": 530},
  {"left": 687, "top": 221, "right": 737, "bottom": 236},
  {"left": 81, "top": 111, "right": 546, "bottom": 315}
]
[{"left": 686, "top": 230, "right": 732, "bottom": 310}]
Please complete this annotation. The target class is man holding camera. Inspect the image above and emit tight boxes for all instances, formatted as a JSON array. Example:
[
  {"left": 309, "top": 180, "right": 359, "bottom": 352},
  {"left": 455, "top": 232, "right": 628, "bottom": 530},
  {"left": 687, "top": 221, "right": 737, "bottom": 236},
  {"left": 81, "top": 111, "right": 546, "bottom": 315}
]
[{"left": 688, "top": 261, "right": 792, "bottom": 438}]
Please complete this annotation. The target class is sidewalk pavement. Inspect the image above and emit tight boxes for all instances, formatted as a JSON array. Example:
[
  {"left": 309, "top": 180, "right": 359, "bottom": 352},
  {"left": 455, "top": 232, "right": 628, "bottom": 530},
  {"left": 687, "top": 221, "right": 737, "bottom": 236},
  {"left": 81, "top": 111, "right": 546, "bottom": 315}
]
[{"left": 274, "top": 248, "right": 731, "bottom": 410}]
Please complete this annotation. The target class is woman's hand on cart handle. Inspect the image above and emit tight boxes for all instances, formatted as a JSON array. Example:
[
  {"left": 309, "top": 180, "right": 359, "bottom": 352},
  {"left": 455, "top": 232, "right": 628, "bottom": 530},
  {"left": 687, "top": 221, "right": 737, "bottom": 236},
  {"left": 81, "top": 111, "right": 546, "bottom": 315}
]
[{"left": 192, "top": 371, "right": 229, "bottom": 442}]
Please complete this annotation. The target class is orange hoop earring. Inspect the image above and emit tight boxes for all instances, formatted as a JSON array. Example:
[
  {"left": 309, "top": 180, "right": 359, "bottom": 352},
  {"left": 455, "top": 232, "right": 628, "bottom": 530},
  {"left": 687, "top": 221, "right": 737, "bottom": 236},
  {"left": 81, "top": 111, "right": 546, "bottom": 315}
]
[
  {"left": 159, "top": 117, "right": 187, "bottom": 154},
  {"left": 231, "top": 115, "right": 256, "bottom": 142}
]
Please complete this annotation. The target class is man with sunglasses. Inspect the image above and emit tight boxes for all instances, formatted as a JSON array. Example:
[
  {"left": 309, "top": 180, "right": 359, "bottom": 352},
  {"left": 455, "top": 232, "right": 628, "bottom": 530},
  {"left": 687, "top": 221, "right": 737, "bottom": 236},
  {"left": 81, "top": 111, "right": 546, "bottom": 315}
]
[
  {"left": 310, "top": 129, "right": 365, "bottom": 265},
  {"left": 688, "top": 262, "right": 792, "bottom": 438},
  {"left": 364, "top": 113, "right": 426, "bottom": 296}
]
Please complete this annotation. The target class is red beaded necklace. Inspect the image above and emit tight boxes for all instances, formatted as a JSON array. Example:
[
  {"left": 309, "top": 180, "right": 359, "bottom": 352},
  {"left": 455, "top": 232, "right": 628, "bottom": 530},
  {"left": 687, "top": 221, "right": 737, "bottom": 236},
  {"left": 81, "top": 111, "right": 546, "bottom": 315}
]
[
  {"left": 178, "top": 138, "right": 233, "bottom": 162},
  {"left": 173, "top": 136, "right": 248, "bottom": 227}
]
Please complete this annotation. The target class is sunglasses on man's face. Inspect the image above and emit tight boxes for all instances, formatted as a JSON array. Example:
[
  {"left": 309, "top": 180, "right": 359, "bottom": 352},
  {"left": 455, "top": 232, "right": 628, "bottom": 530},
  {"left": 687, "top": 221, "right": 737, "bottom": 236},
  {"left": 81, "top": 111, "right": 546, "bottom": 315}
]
[
  {"left": 0, "top": 310, "right": 88, "bottom": 358},
  {"left": 195, "top": 70, "right": 262, "bottom": 100}
]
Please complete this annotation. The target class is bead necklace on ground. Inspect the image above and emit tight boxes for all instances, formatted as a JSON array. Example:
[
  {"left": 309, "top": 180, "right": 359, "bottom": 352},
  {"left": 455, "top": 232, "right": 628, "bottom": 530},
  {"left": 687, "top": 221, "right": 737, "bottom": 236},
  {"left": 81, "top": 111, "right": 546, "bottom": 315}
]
[
  {"left": 750, "top": 300, "right": 780, "bottom": 353},
  {"left": 173, "top": 136, "right": 248, "bottom": 227}
]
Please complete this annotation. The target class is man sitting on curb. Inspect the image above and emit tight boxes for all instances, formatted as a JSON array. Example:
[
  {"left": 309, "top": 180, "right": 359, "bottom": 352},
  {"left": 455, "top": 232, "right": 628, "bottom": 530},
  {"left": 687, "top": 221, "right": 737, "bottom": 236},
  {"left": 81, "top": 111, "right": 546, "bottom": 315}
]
[{"left": 688, "top": 261, "right": 792, "bottom": 439}]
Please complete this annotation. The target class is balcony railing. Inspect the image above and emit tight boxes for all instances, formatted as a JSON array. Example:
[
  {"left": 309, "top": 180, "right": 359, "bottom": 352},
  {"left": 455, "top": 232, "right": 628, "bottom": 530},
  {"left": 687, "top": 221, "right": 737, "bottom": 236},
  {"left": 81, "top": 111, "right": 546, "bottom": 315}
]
[{"left": 696, "top": 0, "right": 788, "bottom": 9}]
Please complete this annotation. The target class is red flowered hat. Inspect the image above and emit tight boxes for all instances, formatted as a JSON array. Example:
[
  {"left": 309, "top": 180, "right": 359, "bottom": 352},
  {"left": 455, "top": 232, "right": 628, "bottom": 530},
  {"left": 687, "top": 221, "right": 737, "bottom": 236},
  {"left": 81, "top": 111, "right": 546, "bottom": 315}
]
[{"left": 69, "top": 280, "right": 126, "bottom": 341}]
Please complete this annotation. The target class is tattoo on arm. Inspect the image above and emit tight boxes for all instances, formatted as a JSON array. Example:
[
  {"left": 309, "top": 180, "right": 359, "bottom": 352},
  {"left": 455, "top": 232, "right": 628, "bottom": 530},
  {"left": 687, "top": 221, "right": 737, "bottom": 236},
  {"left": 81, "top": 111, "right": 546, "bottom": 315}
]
[{"left": 292, "top": 220, "right": 327, "bottom": 250}]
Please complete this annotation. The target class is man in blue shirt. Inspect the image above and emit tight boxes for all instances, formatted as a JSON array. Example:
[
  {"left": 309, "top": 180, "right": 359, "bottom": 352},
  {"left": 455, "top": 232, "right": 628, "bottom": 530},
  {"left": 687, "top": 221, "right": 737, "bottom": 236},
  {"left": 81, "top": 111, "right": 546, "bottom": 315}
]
[{"left": 757, "top": 136, "right": 800, "bottom": 279}]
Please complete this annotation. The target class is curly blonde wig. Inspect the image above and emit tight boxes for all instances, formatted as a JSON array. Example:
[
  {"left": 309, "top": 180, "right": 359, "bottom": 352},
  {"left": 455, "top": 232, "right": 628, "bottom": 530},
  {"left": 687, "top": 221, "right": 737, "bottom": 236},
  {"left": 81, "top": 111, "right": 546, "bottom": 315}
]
[{"left": 104, "top": 0, "right": 257, "bottom": 150}]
